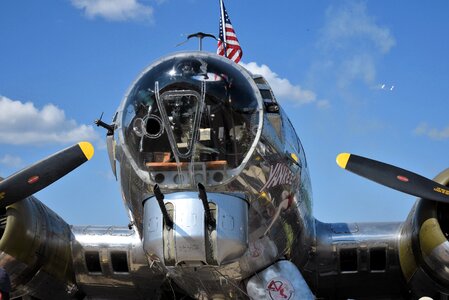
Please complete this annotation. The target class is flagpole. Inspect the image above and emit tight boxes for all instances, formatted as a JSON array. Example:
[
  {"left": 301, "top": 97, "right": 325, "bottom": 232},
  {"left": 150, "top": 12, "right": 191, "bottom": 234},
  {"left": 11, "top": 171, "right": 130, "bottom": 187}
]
[{"left": 220, "top": 0, "right": 227, "bottom": 57}]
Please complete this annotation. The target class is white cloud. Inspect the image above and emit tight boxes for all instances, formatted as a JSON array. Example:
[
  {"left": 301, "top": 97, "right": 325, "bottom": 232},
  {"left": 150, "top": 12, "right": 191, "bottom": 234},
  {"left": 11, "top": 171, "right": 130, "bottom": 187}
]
[
  {"left": 316, "top": 1, "right": 396, "bottom": 89},
  {"left": 316, "top": 100, "right": 331, "bottom": 110},
  {"left": 414, "top": 123, "right": 449, "bottom": 140},
  {"left": 241, "top": 62, "right": 326, "bottom": 108},
  {"left": 0, "top": 154, "right": 23, "bottom": 168},
  {"left": 71, "top": 0, "right": 154, "bottom": 22},
  {"left": 338, "top": 54, "right": 376, "bottom": 87},
  {"left": 0, "top": 96, "right": 100, "bottom": 145},
  {"left": 322, "top": 1, "right": 395, "bottom": 54}
]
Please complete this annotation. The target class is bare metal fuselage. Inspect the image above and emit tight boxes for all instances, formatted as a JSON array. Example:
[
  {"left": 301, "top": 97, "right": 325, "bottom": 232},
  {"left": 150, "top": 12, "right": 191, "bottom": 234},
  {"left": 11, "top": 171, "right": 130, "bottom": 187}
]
[
  {"left": 112, "top": 52, "right": 315, "bottom": 298},
  {"left": 2, "top": 52, "right": 449, "bottom": 300}
]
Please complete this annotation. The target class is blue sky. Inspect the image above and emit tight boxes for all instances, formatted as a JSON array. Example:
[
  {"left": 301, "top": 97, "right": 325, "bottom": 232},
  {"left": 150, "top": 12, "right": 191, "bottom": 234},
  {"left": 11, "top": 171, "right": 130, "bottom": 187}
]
[{"left": 1, "top": 0, "right": 449, "bottom": 226}]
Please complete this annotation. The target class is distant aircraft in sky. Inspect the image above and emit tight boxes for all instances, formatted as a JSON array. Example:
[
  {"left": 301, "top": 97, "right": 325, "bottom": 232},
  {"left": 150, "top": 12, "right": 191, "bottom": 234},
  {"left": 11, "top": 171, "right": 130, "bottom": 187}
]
[{"left": 375, "top": 83, "right": 395, "bottom": 91}]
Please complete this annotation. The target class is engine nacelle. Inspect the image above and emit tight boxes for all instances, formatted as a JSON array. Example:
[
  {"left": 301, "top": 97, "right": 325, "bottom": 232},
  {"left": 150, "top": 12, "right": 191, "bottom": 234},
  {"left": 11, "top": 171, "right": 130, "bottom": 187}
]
[
  {"left": 0, "top": 197, "right": 81, "bottom": 299},
  {"left": 399, "top": 168, "right": 449, "bottom": 298}
]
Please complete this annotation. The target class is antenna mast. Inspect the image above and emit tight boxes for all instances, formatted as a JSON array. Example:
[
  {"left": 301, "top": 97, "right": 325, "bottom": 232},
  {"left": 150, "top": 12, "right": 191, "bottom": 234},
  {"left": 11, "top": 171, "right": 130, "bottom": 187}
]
[{"left": 177, "top": 32, "right": 217, "bottom": 51}]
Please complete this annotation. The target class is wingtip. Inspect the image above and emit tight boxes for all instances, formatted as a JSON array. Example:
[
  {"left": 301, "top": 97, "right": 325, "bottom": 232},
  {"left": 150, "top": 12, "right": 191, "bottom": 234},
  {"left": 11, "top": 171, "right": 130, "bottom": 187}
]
[
  {"left": 336, "top": 153, "right": 350, "bottom": 169},
  {"left": 78, "top": 142, "right": 95, "bottom": 160}
]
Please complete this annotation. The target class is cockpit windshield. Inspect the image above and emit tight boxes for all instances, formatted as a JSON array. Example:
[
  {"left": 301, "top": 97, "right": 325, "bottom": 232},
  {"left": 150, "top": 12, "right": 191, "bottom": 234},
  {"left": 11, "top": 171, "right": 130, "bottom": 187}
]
[{"left": 117, "top": 52, "right": 263, "bottom": 189}]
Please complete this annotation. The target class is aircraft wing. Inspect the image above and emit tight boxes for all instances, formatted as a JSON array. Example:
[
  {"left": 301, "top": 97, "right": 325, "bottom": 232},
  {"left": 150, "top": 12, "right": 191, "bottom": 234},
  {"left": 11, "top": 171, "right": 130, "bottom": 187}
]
[{"left": 0, "top": 143, "right": 165, "bottom": 299}]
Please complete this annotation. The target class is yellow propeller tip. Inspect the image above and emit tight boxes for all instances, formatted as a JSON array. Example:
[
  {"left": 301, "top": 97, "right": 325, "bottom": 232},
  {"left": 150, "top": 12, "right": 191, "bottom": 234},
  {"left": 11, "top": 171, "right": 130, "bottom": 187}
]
[
  {"left": 336, "top": 153, "right": 351, "bottom": 169},
  {"left": 78, "top": 142, "right": 95, "bottom": 160},
  {"left": 290, "top": 153, "right": 299, "bottom": 163}
]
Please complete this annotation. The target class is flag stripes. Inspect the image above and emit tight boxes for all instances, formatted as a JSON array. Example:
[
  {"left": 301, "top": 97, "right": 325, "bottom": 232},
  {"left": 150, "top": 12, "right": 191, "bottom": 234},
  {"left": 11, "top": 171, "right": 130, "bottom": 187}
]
[{"left": 217, "top": 0, "right": 242, "bottom": 63}]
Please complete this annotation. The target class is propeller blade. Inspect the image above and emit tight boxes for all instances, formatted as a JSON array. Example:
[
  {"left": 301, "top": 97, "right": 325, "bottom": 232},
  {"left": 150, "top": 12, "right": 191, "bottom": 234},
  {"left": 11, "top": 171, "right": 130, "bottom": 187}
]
[
  {"left": 336, "top": 153, "right": 449, "bottom": 204},
  {"left": 0, "top": 142, "right": 94, "bottom": 208}
]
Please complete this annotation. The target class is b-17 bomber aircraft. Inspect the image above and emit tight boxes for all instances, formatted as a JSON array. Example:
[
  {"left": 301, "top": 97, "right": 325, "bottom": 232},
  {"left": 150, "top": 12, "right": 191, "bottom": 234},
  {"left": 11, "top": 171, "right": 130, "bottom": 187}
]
[{"left": 1, "top": 51, "right": 449, "bottom": 300}]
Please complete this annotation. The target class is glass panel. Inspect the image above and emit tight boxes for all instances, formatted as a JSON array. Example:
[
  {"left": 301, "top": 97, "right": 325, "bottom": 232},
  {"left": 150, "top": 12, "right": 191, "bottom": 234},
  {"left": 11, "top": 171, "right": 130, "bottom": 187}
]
[
  {"left": 157, "top": 90, "right": 202, "bottom": 159},
  {"left": 118, "top": 53, "right": 262, "bottom": 189}
]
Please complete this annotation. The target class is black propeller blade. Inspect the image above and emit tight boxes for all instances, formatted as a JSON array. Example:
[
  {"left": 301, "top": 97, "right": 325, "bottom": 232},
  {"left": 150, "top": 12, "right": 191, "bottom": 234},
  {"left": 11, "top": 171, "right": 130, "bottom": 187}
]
[
  {"left": 0, "top": 142, "right": 94, "bottom": 208},
  {"left": 336, "top": 153, "right": 449, "bottom": 204}
]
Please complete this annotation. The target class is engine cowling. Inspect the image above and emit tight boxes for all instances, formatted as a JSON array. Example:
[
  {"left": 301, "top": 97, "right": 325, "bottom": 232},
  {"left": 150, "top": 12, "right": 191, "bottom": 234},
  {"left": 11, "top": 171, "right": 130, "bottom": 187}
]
[
  {"left": 399, "top": 168, "right": 449, "bottom": 298},
  {"left": 0, "top": 197, "right": 82, "bottom": 299}
]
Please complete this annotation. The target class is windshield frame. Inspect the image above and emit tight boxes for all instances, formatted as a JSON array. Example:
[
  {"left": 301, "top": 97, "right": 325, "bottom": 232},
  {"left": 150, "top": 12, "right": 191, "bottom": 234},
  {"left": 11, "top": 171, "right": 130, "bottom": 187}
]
[{"left": 115, "top": 51, "right": 264, "bottom": 188}]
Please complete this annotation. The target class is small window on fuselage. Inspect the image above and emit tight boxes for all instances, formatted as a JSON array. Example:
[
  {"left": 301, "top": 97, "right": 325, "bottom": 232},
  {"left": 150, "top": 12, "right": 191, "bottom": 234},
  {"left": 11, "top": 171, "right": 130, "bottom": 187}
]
[
  {"left": 340, "top": 248, "right": 358, "bottom": 272},
  {"left": 111, "top": 251, "right": 129, "bottom": 273},
  {"left": 370, "top": 247, "right": 387, "bottom": 271},
  {"left": 85, "top": 251, "right": 102, "bottom": 273}
]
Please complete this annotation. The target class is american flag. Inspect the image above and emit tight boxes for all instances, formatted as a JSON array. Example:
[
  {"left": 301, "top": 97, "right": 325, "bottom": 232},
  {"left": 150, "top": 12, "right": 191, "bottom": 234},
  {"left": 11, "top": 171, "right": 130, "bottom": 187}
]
[{"left": 217, "top": 0, "right": 242, "bottom": 63}]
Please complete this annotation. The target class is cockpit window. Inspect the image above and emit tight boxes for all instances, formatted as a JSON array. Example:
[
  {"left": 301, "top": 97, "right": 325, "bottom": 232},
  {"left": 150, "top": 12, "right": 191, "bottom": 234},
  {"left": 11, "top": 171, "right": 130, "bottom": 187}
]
[
  {"left": 118, "top": 52, "right": 262, "bottom": 189},
  {"left": 156, "top": 88, "right": 204, "bottom": 159}
]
